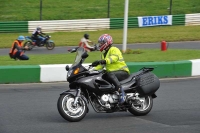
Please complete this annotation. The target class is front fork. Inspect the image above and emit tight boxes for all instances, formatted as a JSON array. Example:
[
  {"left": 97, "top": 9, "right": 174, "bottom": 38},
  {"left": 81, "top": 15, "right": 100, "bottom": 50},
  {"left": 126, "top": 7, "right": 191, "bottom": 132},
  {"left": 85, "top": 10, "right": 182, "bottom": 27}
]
[
  {"left": 73, "top": 88, "right": 81, "bottom": 106},
  {"left": 60, "top": 88, "right": 89, "bottom": 112}
]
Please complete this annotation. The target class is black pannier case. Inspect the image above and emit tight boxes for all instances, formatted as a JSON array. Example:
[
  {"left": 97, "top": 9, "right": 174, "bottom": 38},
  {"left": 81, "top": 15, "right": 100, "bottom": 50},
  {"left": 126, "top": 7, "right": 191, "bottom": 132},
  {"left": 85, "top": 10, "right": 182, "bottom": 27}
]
[{"left": 136, "top": 72, "right": 160, "bottom": 96}]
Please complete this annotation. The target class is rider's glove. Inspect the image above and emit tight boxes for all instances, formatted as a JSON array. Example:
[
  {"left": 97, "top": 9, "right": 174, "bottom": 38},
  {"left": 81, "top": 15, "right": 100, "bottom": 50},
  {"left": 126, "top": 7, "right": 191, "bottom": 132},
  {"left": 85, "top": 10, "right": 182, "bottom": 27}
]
[
  {"left": 99, "top": 60, "right": 106, "bottom": 64},
  {"left": 92, "top": 60, "right": 106, "bottom": 66},
  {"left": 92, "top": 60, "right": 100, "bottom": 66}
]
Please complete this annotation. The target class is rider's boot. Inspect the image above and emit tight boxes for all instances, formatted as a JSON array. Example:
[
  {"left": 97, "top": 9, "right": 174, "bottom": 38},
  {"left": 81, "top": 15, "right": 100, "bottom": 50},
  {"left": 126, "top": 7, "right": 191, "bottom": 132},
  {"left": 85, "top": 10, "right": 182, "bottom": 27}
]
[{"left": 119, "top": 87, "right": 126, "bottom": 104}]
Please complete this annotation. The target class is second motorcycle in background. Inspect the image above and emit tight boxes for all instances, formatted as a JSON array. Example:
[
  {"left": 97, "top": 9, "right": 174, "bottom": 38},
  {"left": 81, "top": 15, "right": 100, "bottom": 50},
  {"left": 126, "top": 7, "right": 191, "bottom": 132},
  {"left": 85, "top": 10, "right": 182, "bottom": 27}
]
[{"left": 24, "top": 34, "right": 55, "bottom": 50}]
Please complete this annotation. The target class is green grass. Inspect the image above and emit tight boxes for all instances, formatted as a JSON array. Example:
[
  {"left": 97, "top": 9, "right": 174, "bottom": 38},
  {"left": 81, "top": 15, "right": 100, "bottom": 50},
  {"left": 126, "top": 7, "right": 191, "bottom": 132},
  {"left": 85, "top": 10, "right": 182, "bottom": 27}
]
[
  {"left": 0, "top": 0, "right": 200, "bottom": 21},
  {"left": 0, "top": 1, "right": 200, "bottom": 66},
  {"left": 1, "top": 25, "right": 200, "bottom": 48},
  {"left": 1, "top": 49, "right": 200, "bottom": 66}
]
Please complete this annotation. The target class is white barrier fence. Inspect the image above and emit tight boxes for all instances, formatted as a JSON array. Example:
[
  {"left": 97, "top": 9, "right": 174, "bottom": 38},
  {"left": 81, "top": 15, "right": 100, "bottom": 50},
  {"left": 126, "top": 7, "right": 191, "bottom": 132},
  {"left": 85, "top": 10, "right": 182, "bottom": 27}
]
[
  {"left": 185, "top": 13, "right": 200, "bottom": 26},
  {"left": 26, "top": 13, "right": 200, "bottom": 33},
  {"left": 28, "top": 18, "right": 110, "bottom": 33}
]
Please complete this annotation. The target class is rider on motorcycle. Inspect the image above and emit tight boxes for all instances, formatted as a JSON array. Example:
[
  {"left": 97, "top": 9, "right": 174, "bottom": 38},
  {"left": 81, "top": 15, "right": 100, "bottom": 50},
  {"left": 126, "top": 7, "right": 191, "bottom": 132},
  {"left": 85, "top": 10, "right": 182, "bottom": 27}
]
[
  {"left": 79, "top": 33, "right": 95, "bottom": 52},
  {"left": 9, "top": 36, "right": 29, "bottom": 60},
  {"left": 92, "top": 34, "right": 130, "bottom": 104},
  {"left": 31, "top": 26, "right": 46, "bottom": 46}
]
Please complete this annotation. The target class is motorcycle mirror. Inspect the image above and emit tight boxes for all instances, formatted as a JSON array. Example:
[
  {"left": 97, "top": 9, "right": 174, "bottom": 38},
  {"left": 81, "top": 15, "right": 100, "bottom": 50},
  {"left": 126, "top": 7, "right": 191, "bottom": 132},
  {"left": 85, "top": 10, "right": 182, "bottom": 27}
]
[
  {"left": 94, "top": 44, "right": 100, "bottom": 51},
  {"left": 65, "top": 65, "right": 69, "bottom": 71},
  {"left": 81, "top": 52, "right": 88, "bottom": 58},
  {"left": 70, "top": 48, "right": 77, "bottom": 53}
]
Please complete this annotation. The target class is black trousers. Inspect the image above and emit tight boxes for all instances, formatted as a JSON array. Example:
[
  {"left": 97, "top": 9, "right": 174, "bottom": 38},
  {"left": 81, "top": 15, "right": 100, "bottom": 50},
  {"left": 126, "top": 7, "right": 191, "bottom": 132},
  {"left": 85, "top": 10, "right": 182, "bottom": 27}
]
[
  {"left": 103, "top": 70, "right": 130, "bottom": 91},
  {"left": 31, "top": 36, "right": 41, "bottom": 45}
]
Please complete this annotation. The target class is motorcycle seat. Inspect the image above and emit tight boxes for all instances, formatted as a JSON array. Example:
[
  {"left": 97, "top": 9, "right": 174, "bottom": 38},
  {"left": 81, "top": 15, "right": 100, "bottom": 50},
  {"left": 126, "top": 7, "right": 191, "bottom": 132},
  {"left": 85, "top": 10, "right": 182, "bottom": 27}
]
[
  {"left": 120, "top": 73, "right": 136, "bottom": 84},
  {"left": 120, "top": 71, "right": 142, "bottom": 84}
]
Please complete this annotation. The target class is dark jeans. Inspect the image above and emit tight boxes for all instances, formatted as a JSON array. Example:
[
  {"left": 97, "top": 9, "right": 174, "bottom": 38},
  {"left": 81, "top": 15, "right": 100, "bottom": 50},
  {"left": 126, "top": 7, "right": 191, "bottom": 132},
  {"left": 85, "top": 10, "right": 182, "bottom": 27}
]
[
  {"left": 14, "top": 51, "right": 29, "bottom": 60},
  {"left": 103, "top": 70, "right": 130, "bottom": 91}
]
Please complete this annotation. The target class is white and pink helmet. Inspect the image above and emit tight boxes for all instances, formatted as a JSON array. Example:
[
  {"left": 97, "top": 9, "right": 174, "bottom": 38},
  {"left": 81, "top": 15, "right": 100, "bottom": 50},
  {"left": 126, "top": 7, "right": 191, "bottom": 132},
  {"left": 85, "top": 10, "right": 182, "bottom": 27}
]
[{"left": 98, "top": 34, "right": 113, "bottom": 52}]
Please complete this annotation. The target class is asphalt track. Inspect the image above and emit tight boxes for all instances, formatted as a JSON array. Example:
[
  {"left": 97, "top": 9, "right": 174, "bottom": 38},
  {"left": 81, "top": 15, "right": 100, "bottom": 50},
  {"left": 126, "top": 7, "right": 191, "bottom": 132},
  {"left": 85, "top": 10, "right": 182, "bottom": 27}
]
[
  {"left": 0, "top": 41, "right": 200, "bottom": 55},
  {"left": 0, "top": 77, "right": 200, "bottom": 133}
]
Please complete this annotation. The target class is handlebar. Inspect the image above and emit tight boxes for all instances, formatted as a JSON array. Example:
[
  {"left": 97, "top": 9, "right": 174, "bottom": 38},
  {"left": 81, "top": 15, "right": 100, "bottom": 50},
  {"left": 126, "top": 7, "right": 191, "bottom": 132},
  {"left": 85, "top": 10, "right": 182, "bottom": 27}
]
[
  {"left": 87, "top": 64, "right": 105, "bottom": 74},
  {"left": 68, "top": 47, "right": 79, "bottom": 53}
]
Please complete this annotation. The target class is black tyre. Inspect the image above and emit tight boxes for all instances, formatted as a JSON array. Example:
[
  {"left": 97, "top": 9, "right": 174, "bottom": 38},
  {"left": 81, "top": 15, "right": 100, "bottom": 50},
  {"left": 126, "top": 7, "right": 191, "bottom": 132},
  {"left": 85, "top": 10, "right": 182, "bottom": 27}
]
[
  {"left": 57, "top": 94, "right": 88, "bottom": 122},
  {"left": 128, "top": 95, "right": 153, "bottom": 116},
  {"left": 24, "top": 41, "right": 33, "bottom": 51},
  {"left": 46, "top": 42, "right": 55, "bottom": 50}
]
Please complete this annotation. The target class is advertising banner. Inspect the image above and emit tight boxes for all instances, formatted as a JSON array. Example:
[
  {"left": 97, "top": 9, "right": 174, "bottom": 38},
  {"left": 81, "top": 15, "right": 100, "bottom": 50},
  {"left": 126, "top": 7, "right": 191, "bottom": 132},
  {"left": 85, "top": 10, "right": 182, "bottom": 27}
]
[{"left": 138, "top": 15, "right": 172, "bottom": 27}]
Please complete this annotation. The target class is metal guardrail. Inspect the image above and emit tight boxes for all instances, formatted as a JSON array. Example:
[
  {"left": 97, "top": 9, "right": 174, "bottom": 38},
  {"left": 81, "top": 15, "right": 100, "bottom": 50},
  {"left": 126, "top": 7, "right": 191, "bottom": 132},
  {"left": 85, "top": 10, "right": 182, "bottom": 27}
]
[{"left": 185, "top": 13, "right": 200, "bottom": 26}]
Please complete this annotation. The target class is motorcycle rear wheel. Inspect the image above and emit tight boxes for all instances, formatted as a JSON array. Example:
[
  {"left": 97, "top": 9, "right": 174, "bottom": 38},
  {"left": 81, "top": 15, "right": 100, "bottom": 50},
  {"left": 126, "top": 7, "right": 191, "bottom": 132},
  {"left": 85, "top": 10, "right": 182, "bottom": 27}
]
[
  {"left": 46, "top": 42, "right": 55, "bottom": 50},
  {"left": 24, "top": 41, "right": 33, "bottom": 51},
  {"left": 57, "top": 94, "right": 88, "bottom": 122},
  {"left": 128, "top": 95, "right": 153, "bottom": 116}
]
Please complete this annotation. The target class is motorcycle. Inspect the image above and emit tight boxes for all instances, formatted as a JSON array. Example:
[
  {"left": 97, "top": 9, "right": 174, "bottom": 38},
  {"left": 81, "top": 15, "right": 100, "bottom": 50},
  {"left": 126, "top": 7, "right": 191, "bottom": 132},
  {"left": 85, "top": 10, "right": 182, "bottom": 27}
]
[
  {"left": 24, "top": 35, "right": 55, "bottom": 50},
  {"left": 57, "top": 47, "right": 160, "bottom": 122}
]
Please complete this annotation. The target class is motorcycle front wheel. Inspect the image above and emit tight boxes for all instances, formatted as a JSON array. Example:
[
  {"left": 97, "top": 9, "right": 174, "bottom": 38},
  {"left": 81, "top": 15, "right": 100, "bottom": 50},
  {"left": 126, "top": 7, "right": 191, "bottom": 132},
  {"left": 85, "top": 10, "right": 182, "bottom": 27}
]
[
  {"left": 24, "top": 41, "right": 33, "bottom": 51},
  {"left": 46, "top": 41, "right": 55, "bottom": 50},
  {"left": 128, "top": 95, "right": 153, "bottom": 116},
  {"left": 57, "top": 94, "right": 88, "bottom": 122}
]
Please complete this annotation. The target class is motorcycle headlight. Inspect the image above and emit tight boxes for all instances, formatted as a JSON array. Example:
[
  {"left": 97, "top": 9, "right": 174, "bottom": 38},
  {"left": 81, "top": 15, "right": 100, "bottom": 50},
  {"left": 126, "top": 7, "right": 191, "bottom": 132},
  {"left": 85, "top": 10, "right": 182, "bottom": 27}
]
[{"left": 67, "top": 70, "right": 73, "bottom": 78}]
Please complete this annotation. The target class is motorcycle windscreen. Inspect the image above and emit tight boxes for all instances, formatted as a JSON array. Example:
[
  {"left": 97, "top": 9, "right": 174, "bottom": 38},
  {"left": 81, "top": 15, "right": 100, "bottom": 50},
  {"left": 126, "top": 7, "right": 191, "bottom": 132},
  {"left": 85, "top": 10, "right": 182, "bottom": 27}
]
[{"left": 71, "top": 47, "right": 86, "bottom": 68}]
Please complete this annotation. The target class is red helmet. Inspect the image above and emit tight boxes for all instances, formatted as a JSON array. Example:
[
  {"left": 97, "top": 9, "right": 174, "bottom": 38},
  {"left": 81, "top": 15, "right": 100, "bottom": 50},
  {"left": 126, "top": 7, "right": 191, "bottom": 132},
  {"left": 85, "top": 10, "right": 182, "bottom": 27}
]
[{"left": 98, "top": 34, "right": 113, "bottom": 52}]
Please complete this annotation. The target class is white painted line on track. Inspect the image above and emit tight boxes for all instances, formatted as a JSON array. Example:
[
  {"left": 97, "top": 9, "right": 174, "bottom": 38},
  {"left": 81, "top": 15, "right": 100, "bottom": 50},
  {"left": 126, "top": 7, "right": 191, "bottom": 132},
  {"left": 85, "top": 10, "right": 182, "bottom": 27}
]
[{"left": 160, "top": 76, "right": 200, "bottom": 81}]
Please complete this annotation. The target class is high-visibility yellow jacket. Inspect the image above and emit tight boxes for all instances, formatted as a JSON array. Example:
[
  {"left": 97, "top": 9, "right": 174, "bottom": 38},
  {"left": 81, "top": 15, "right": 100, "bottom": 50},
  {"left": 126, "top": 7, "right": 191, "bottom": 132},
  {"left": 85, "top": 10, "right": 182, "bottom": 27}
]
[{"left": 94, "top": 46, "right": 130, "bottom": 74}]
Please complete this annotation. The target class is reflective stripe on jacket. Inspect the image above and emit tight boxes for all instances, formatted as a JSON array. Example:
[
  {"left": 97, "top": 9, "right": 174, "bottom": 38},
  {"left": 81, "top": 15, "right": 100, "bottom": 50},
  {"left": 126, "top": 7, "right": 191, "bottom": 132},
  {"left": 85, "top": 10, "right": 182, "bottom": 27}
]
[{"left": 95, "top": 46, "right": 130, "bottom": 74}]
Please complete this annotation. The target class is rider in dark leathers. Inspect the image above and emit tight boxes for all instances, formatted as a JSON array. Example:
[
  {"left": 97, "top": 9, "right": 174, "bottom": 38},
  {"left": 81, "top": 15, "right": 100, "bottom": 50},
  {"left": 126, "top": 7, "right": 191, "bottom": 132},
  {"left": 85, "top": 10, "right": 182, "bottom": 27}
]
[{"left": 31, "top": 26, "right": 46, "bottom": 46}]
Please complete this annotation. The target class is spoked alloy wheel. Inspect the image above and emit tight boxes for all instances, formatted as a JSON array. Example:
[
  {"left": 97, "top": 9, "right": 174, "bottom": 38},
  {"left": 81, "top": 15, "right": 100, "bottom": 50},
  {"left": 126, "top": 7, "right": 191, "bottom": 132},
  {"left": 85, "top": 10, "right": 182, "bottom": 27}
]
[
  {"left": 128, "top": 95, "right": 153, "bottom": 116},
  {"left": 46, "top": 42, "right": 55, "bottom": 50},
  {"left": 57, "top": 94, "right": 87, "bottom": 122}
]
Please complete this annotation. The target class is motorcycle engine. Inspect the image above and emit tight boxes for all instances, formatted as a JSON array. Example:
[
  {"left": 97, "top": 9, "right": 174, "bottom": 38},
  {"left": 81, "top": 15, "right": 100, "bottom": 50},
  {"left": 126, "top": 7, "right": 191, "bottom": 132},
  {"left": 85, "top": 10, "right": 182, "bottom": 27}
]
[
  {"left": 93, "top": 94, "right": 119, "bottom": 110},
  {"left": 100, "top": 94, "right": 119, "bottom": 104}
]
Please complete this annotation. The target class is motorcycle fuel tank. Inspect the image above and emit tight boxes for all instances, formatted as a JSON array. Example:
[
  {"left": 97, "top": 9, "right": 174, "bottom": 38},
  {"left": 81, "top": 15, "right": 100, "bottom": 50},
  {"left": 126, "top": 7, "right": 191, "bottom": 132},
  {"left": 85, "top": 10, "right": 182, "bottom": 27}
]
[{"left": 77, "top": 74, "right": 114, "bottom": 94}]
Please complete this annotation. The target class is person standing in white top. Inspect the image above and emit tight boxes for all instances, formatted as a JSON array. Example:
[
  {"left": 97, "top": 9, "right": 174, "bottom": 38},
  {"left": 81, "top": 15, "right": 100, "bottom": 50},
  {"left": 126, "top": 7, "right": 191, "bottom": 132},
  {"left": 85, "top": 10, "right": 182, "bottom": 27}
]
[{"left": 79, "top": 33, "right": 94, "bottom": 52}]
